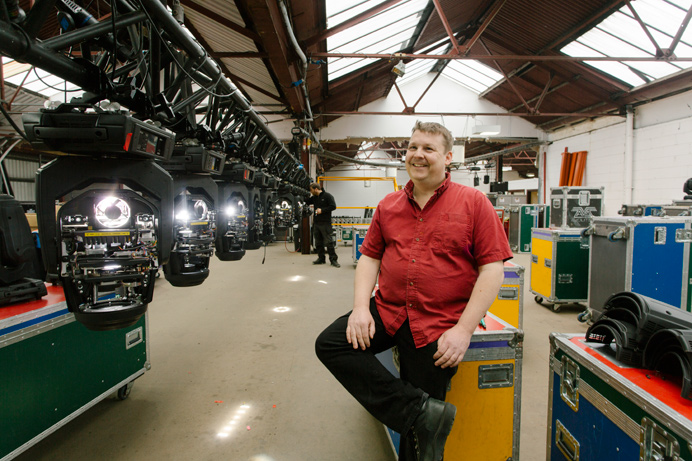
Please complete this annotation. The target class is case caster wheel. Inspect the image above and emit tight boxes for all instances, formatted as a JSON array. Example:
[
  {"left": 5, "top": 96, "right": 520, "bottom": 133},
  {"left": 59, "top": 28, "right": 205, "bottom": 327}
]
[
  {"left": 534, "top": 295, "right": 544, "bottom": 305},
  {"left": 117, "top": 381, "right": 134, "bottom": 400},
  {"left": 577, "top": 310, "right": 591, "bottom": 323},
  {"left": 551, "top": 304, "right": 561, "bottom": 313}
]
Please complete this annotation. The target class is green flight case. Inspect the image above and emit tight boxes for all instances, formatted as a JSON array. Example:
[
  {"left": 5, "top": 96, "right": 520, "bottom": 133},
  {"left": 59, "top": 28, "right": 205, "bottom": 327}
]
[
  {"left": 0, "top": 286, "right": 150, "bottom": 461},
  {"left": 530, "top": 228, "right": 590, "bottom": 312},
  {"left": 548, "top": 333, "right": 692, "bottom": 461},
  {"left": 508, "top": 204, "right": 549, "bottom": 253}
]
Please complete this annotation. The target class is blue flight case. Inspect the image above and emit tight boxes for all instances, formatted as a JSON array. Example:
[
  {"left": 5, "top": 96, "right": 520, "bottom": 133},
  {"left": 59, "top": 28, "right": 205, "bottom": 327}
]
[{"left": 588, "top": 215, "right": 692, "bottom": 320}]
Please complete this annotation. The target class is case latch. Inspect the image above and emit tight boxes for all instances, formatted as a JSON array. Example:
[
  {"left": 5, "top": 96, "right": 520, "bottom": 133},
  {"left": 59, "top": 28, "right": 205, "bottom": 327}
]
[
  {"left": 578, "top": 190, "right": 591, "bottom": 206},
  {"left": 640, "top": 418, "right": 680, "bottom": 461},
  {"left": 675, "top": 228, "right": 692, "bottom": 243},
  {"left": 545, "top": 258, "right": 552, "bottom": 268},
  {"left": 560, "top": 355, "right": 579, "bottom": 412},
  {"left": 555, "top": 419, "right": 580, "bottom": 461},
  {"left": 531, "top": 254, "right": 538, "bottom": 264},
  {"left": 478, "top": 363, "right": 514, "bottom": 389},
  {"left": 654, "top": 227, "right": 667, "bottom": 245}
]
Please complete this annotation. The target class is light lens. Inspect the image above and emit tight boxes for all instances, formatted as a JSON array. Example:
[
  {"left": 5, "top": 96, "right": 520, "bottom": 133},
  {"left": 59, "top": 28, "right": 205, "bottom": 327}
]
[{"left": 94, "top": 197, "right": 131, "bottom": 228}]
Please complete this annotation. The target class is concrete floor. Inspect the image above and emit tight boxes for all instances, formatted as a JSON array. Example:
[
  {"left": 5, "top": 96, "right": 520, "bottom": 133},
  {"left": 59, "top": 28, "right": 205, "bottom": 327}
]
[{"left": 14, "top": 244, "right": 588, "bottom": 461}]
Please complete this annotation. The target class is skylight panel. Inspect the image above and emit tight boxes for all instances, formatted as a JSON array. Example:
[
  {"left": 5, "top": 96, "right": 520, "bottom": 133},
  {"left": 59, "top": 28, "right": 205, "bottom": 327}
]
[
  {"left": 444, "top": 61, "right": 503, "bottom": 93},
  {"left": 561, "top": 0, "right": 692, "bottom": 89},
  {"left": 326, "top": 0, "right": 427, "bottom": 81},
  {"left": 328, "top": 0, "right": 387, "bottom": 28}
]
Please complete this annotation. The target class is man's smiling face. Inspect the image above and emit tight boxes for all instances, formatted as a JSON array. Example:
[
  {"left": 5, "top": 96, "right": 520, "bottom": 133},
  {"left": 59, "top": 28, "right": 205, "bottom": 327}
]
[{"left": 405, "top": 130, "right": 453, "bottom": 189}]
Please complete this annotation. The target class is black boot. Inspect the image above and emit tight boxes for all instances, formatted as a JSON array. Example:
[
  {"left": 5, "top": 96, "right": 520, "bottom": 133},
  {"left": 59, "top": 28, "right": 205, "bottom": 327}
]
[
  {"left": 313, "top": 258, "right": 326, "bottom": 265},
  {"left": 410, "top": 395, "right": 456, "bottom": 461}
]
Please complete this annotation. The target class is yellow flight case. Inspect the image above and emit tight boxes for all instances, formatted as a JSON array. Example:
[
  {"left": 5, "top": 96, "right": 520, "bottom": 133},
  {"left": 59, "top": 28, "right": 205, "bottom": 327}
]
[
  {"left": 377, "top": 312, "right": 523, "bottom": 460},
  {"left": 488, "top": 260, "right": 525, "bottom": 329}
]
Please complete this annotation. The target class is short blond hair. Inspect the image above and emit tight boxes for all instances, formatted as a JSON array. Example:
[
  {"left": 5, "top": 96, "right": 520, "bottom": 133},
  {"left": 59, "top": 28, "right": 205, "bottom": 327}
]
[{"left": 412, "top": 121, "right": 453, "bottom": 153}]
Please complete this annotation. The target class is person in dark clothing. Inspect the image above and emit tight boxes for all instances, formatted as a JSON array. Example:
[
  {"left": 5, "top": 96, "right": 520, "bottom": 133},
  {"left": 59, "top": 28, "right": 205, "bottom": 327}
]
[{"left": 307, "top": 182, "right": 340, "bottom": 268}]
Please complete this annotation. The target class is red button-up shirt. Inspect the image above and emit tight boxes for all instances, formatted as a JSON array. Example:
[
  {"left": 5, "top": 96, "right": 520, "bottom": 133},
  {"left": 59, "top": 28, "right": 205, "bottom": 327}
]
[{"left": 359, "top": 174, "right": 513, "bottom": 347}]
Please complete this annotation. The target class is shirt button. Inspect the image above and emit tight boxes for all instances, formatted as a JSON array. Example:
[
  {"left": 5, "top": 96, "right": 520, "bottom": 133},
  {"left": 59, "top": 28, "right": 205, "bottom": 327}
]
[
  {"left": 415, "top": 238, "right": 419, "bottom": 241},
  {"left": 419, "top": 218, "right": 423, "bottom": 222},
  {"left": 412, "top": 259, "right": 415, "bottom": 263},
  {"left": 410, "top": 282, "right": 414, "bottom": 286},
  {"left": 409, "top": 304, "right": 412, "bottom": 307}
]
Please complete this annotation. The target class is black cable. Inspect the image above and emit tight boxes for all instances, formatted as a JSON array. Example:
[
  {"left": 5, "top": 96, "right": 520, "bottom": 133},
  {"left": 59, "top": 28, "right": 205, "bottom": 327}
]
[
  {"left": 0, "top": 104, "right": 29, "bottom": 141},
  {"left": 32, "top": 67, "right": 82, "bottom": 93},
  {"left": 111, "top": 0, "right": 118, "bottom": 80}
]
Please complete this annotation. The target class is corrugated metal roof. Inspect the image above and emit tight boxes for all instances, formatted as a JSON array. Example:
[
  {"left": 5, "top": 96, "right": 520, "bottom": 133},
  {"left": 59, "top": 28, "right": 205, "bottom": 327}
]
[
  {"left": 186, "top": 0, "right": 248, "bottom": 26},
  {"left": 184, "top": 4, "right": 281, "bottom": 104}
]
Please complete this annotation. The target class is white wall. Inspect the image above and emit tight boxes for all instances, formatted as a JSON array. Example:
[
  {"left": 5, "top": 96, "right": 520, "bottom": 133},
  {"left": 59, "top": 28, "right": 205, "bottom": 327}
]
[
  {"left": 543, "top": 89, "right": 692, "bottom": 215},
  {"left": 315, "top": 74, "right": 540, "bottom": 141}
]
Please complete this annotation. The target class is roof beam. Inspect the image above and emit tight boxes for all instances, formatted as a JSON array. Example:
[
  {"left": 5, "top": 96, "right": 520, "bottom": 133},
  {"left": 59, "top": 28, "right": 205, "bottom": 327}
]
[
  {"left": 309, "top": 52, "right": 692, "bottom": 62},
  {"left": 478, "top": 37, "right": 532, "bottom": 112},
  {"left": 668, "top": 6, "right": 692, "bottom": 56},
  {"left": 460, "top": 0, "right": 507, "bottom": 54},
  {"left": 241, "top": 0, "right": 306, "bottom": 115},
  {"left": 319, "top": 111, "right": 620, "bottom": 118},
  {"left": 431, "top": 0, "right": 462, "bottom": 54},
  {"left": 626, "top": 2, "right": 664, "bottom": 57},
  {"left": 304, "top": 0, "right": 406, "bottom": 48}
]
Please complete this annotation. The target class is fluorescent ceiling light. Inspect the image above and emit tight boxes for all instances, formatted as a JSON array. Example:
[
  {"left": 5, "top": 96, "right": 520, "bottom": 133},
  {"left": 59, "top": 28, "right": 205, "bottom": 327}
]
[{"left": 472, "top": 125, "right": 501, "bottom": 136}]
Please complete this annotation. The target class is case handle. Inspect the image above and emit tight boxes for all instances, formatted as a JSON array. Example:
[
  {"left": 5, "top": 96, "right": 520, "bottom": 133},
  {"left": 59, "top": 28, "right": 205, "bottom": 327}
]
[
  {"left": 477, "top": 364, "right": 514, "bottom": 389},
  {"left": 555, "top": 420, "right": 580, "bottom": 461}
]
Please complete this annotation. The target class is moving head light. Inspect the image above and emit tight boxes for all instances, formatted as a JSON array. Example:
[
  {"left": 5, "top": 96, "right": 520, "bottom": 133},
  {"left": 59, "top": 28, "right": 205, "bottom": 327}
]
[
  {"left": 57, "top": 190, "right": 159, "bottom": 330},
  {"left": 215, "top": 188, "right": 248, "bottom": 261},
  {"left": 22, "top": 103, "right": 175, "bottom": 160},
  {"left": 35, "top": 157, "right": 174, "bottom": 331},
  {"left": 163, "top": 180, "right": 217, "bottom": 287},
  {"left": 161, "top": 147, "right": 222, "bottom": 286}
]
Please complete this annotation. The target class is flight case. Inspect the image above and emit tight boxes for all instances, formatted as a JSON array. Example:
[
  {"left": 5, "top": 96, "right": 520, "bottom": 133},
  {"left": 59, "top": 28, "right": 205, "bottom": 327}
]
[
  {"left": 488, "top": 260, "right": 525, "bottom": 329},
  {"left": 548, "top": 333, "right": 692, "bottom": 461},
  {"left": 0, "top": 286, "right": 150, "bottom": 461},
  {"left": 378, "top": 312, "right": 523, "bottom": 460},
  {"left": 588, "top": 216, "right": 692, "bottom": 320},
  {"left": 508, "top": 204, "right": 549, "bottom": 253},
  {"left": 530, "top": 228, "right": 590, "bottom": 311},
  {"left": 550, "top": 187, "right": 604, "bottom": 228}
]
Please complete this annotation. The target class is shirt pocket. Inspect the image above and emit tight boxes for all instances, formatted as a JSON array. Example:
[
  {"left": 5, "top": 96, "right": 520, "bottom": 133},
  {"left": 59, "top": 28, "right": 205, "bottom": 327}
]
[{"left": 432, "top": 213, "right": 471, "bottom": 252}]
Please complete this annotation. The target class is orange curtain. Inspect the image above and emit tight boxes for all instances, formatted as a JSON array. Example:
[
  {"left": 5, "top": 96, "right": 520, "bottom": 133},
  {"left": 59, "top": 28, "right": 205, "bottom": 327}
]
[{"left": 559, "top": 148, "right": 588, "bottom": 186}]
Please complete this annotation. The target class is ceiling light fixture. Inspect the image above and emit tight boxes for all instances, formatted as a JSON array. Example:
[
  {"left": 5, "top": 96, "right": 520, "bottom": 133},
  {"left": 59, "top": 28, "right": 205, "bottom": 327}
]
[
  {"left": 392, "top": 61, "right": 406, "bottom": 77},
  {"left": 472, "top": 125, "right": 501, "bottom": 136}
]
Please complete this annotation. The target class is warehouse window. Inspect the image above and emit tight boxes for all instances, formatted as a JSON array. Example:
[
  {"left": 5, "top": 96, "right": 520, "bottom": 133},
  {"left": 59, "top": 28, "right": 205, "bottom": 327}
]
[
  {"left": 326, "top": 0, "right": 428, "bottom": 81},
  {"left": 560, "top": 0, "right": 692, "bottom": 88}
]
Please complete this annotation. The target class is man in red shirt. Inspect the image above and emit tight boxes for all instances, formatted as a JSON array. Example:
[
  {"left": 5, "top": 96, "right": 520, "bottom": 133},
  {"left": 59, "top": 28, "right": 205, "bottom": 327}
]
[{"left": 315, "top": 121, "right": 512, "bottom": 461}]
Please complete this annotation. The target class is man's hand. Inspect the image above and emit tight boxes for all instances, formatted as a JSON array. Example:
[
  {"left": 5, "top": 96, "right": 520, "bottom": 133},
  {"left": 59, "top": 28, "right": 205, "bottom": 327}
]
[
  {"left": 315, "top": 208, "right": 322, "bottom": 214},
  {"left": 433, "top": 325, "right": 473, "bottom": 368},
  {"left": 346, "top": 308, "right": 375, "bottom": 350}
]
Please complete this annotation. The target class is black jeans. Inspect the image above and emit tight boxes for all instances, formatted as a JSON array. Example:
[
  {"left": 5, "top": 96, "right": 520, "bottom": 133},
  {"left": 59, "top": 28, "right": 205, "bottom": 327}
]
[
  {"left": 313, "top": 221, "right": 337, "bottom": 263},
  {"left": 315, "top": 298, "right": 457, "bottom": 459}
]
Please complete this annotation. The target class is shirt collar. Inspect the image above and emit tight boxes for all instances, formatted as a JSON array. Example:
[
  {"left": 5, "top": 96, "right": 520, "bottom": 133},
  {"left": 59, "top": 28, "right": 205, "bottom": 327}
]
[{"left": 404, "top": 172, "right": 451, "bottom": 200}]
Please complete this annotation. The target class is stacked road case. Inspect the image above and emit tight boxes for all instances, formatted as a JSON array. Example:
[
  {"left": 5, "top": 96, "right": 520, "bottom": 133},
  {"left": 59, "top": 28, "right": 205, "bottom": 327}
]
[
  {"left": 508, "top": 204, "right": 549, "bottom": 253},
  {"left": 548, "top": 333, "right": 692, "bottom": 461},
  {"left": 588, "top": 216, "right": 692, "bottom": 320},
  {"left": 550, "top": 187, "right": 604, "bottom": 229},
  {"left": 0, "top": 286, "right": 149, "bottom": 460}
]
